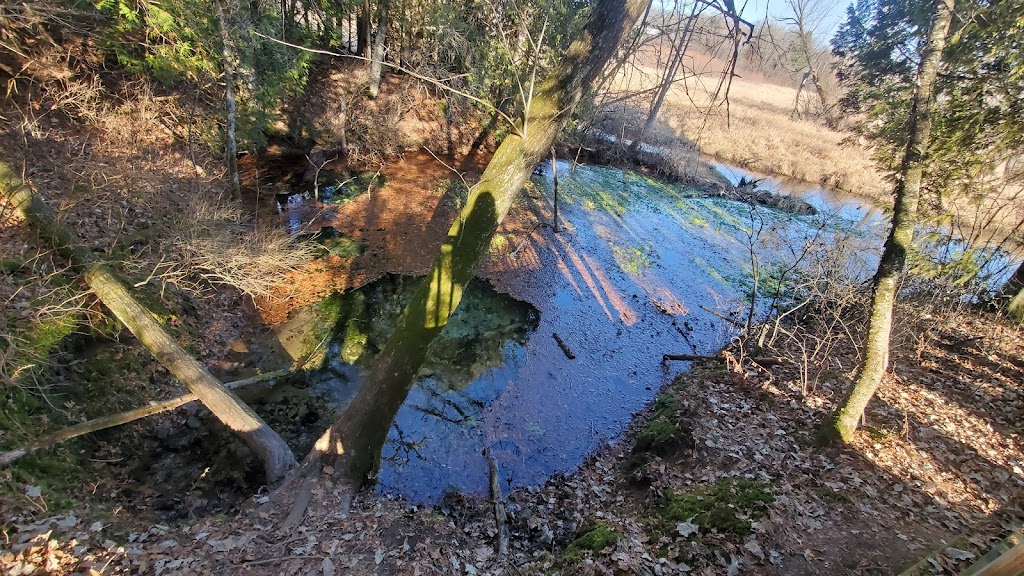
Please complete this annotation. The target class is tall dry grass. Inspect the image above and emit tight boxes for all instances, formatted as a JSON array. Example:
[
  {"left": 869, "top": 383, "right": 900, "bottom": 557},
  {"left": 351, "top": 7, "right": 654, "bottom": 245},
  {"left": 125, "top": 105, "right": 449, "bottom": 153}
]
[
  {"left": 167, "top": 200, "right": 321, "bottom": 300},
  {"left": 598, "top": 53, "right": 891, "bottom": 204},
  {"left": 667, "top": 76, "right": 888, "bottom": 200}
]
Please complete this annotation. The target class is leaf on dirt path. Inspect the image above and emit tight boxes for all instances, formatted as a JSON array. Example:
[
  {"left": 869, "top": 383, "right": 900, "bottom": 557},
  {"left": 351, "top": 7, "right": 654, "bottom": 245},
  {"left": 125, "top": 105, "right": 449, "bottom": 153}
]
[
  {"left": 676, "top": 518, "right": 699, "bottom": 538},
  {"left": 744, "top": 537, "right": 765, "bottom": 560},
  {"left": 374, "top": 547, "right": 385, "bottom": 565},
  {"left": 89, "top": 522, "right": 104, "bottom": 533},
  {"left": 726, "top": 554, "right": 741, "bottom": 576},
  {"left": 57, "top": 515, "right": 79, "bottom": 530},
  {"left": 945, "top": 548, "right": 975, "bottom": 561},
  {"left": 321, "top": 557, "right": 336, "bottom": 576}
]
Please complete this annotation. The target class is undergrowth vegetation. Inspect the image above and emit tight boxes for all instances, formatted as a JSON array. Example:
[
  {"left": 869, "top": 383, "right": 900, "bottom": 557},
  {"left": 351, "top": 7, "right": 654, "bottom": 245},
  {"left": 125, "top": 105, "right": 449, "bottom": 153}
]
[{"left": 167, "top": 200, "right": 320, "bottom": 300}]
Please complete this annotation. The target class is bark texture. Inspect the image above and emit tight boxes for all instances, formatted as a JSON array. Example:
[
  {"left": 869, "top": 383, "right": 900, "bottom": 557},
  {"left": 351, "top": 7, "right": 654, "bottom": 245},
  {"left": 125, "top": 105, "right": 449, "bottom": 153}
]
[
  {"left": 821, "top": 0, "right": 953, "bottom": 443},
  {"left": 216, "top": 0, "right": 241, "bottom": 201},
  {"left": 0, "top": 164, "right": 296, "bottom": 482},
  {"left": 367, "top": 0, "right": 389, "bottom": 99},
  {"left": 356, "top": 0, "right": 370, "bottom": 57},
  {"left": 1000, "top": 261, "right": 1024, "bottom": 322},
  {"left": 310, "top": 0, "right": 650, "bottom": 483}
]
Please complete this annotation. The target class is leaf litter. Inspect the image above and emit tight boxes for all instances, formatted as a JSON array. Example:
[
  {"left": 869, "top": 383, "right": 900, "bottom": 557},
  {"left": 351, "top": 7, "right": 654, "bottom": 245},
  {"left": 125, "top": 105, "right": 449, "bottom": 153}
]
[{"left": 3, "top": 304, "right": 1022, "bottom": 575}]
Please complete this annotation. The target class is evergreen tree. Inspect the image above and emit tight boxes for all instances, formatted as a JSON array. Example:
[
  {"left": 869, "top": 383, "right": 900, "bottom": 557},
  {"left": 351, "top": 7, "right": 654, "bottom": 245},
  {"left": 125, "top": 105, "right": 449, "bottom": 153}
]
[{"left": 831, "top": 0, "right": 1024, "bottom": 208}]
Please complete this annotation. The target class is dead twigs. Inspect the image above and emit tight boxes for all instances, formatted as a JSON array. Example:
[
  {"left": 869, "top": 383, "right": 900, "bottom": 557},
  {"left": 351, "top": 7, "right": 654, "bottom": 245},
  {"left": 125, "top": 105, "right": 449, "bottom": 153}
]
[{"left": 662, "top": 353, "right": 787, "bottom": 367}]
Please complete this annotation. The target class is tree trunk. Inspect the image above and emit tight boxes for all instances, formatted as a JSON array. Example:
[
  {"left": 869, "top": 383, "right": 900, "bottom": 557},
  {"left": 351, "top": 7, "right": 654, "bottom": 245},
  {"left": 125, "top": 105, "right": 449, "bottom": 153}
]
[
  {"left": 356, "top": 0, "right": 371, "bottom": 57},
  {"left": 821, "top": 0, "right": 953, "bottom": 444},
  {"left": 798, "top": 26, "right": 829, "bottom": 115},
  {"left": 216, "top": 0, "right": 241, "bottom": 202},
  {"left": 1000, "top": 261, "right": 1024, "bottom": 322},
  {"left": 792, "top": 70, "right": 810, "bottom": 118},
  {"left": 631, "top": 1, "right": 698, "bottom": 151},
  {"left": 305, "top": 0, "right": 649, "bottom": 485},
  {"left": 367, "top": 0, "right": 389, "bottom": 99},
  {"left": 1, "top": 164, "right": 296, "bottom": 482}
]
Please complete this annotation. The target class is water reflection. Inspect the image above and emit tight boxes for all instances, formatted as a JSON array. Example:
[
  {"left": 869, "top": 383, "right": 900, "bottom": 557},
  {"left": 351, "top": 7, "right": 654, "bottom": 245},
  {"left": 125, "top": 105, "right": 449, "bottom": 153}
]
[{"left": 287, "top": 158, "right": 1018, "bottom": 503}]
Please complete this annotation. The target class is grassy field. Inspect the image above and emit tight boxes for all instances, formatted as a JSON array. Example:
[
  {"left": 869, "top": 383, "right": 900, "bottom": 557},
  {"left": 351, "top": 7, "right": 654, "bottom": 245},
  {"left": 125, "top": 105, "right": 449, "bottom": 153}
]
[
  {"left": 597, "top": 51, "right": 1024, "bottom": 260},
  {"left": 599, "top": 51, "right": 891, "bottom": 203}
]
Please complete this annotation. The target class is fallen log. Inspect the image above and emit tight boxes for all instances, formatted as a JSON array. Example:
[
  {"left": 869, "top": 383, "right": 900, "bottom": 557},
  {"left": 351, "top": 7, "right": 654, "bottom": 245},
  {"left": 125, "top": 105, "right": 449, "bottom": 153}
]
[
  {"left": 1, "top": 163, "right": 296, "bottom": 483},
  {"left": 662, "top": 354, "right": 787, "bottom": 367},
  {"left": 0, "top": 369, "right": 291, "bottom": 467}
]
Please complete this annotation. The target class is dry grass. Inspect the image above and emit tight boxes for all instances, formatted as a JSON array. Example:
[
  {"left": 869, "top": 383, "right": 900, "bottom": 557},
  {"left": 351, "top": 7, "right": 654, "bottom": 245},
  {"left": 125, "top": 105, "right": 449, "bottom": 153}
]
[
  {"left": 598, "top": 52, "right": 891, "bottom": 204},
  {"left": 168, "top": 200, "right": 320, "bottom": 300},
  {"left": 665, "top": 76, "right": 889, "bottom": 200}
]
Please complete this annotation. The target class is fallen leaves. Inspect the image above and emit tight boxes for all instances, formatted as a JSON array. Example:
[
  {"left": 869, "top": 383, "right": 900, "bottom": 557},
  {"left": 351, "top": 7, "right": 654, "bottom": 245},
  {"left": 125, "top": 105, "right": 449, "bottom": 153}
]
[{"left": 3, "top": 296, "right": 1023, "bottom": 576}]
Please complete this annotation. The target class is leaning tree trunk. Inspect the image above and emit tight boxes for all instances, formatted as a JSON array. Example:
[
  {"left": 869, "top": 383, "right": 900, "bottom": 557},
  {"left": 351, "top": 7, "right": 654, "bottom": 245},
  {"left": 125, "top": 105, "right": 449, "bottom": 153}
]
[
  {"left": 301, "top": 0, "right": 649, "bottom": 487},
  {"left": 215, "top": 0, "right": 241, "bottom": 201},
  {"left": 1000, "top": 260, "right": 1024, "bottom": 322},
  {"left": 1, "top": 164, "right": 296, "bottom": 482},
  {"left": 367, "top": 0, "right": 389, "bottom": 99},
  {"left": 821, "top": 0, "right": 953, "bottom": 444}
]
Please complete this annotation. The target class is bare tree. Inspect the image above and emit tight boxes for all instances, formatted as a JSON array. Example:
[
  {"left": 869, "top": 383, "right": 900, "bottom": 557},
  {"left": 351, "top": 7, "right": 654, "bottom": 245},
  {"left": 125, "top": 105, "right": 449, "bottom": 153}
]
[
  {"left": 781, "top": 0, "right": 832, "bottom": 120},
  {"left": 630, "top": 0, "right": 705, "bottom": 150}
]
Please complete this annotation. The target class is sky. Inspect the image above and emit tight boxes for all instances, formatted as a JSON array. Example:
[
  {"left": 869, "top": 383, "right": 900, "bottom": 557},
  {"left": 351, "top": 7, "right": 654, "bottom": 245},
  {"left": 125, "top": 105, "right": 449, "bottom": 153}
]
[{"left": 739, "top": 0, "right": 851, "bottom": 38}]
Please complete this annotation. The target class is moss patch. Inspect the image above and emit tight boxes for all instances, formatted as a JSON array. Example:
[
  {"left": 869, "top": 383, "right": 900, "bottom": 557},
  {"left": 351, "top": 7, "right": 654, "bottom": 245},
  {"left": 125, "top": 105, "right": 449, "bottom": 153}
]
[
  {"left": 0, "top": 450, "right": 87, "bottom": 512},
  {"left": 320, "top": 170, "right": 387, "bottom": 205},
  {"left": 574, "top": 522, "right": 620, "bottom": 550},
  {"left": 611, "top": 243, "right": 654, "bottom": 275},
  {"left": 652, "top": 479, "right": 774, "bottom": 538},
  {"left": 320, "top": 236, "right": 363, "bottom": 258},
  {"left": 634, "top": 418, "right": 687, "bottom": 456},
  {"left": 559, "top": 522, "right": 621, "bottom": 567},
  {"left": 304, "top": 226, "right": 364, "bottom": 259},
  {"left": 633, "top": 385, "right": 693, "bottom": 458}
]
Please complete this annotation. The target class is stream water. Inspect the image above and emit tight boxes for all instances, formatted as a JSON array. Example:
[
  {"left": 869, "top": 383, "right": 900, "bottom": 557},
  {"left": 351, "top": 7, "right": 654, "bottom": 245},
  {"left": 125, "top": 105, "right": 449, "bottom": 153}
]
[{"left": 285, "top": 159, "right": 900, "bottom": 503}]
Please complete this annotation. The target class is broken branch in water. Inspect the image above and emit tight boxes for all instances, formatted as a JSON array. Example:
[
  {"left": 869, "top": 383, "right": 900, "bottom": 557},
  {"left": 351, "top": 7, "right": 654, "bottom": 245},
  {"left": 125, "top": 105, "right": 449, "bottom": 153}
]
[
  {"left": 699, "top": 305, "right": 746, "bottom": 328},
  {"left": 486, "top": 448, "right": 510, "bottom": 559},
  {"left": 553, "top": 332, "right": 575, "bottom": 359}
]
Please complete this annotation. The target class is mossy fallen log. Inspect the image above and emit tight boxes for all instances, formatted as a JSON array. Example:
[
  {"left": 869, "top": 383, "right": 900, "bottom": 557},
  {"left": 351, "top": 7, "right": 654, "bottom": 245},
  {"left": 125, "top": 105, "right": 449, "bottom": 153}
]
[{"left": 0, "top": 163, "right": 296, "bottom": 483}]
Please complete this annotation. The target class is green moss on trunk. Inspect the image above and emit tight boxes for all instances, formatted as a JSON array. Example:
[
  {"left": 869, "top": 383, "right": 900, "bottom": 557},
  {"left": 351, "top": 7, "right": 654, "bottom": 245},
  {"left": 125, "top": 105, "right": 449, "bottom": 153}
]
[
  {"left": 821, "top": 0, "right": 954, "bottom": 444},
  {"left": 314, "top": 0, "right": 650, "bottom": 484}
]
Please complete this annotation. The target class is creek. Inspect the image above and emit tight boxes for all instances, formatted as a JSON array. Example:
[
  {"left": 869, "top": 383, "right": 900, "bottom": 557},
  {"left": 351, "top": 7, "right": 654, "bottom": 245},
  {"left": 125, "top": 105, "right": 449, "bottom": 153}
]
[{"left": 275, "top": 158, "right": 895, "bottom": 503}]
